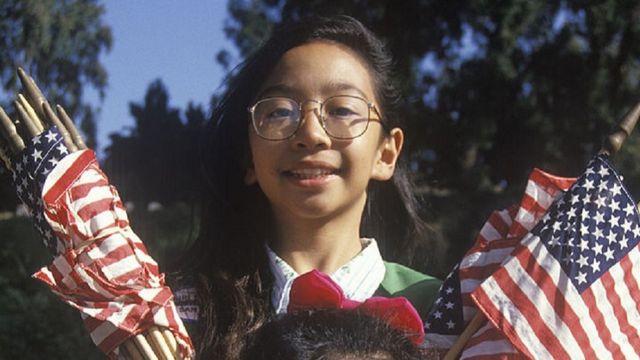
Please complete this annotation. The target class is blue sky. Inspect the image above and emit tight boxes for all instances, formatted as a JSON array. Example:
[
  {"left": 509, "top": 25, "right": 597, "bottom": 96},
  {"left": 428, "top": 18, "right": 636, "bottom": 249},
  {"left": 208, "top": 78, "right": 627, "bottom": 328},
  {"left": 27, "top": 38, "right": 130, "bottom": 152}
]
[{"left": 89, "top": 1, "right": 238, "bottom": 156}]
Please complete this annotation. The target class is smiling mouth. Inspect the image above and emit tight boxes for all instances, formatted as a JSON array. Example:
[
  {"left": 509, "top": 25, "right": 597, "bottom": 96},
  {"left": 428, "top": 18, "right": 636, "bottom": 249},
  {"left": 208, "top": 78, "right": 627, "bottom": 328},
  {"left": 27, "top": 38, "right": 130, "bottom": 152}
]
[{"left": 284, "top": 168, "right": 338, "bottom": 179}]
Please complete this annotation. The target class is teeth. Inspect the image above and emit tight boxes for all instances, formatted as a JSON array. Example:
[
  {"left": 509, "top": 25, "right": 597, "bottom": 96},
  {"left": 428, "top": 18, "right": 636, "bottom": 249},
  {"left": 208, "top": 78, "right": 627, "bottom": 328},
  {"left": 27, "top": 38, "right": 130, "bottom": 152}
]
[{"left": 289, "top": 168, "right": 334, "bottom": 178}]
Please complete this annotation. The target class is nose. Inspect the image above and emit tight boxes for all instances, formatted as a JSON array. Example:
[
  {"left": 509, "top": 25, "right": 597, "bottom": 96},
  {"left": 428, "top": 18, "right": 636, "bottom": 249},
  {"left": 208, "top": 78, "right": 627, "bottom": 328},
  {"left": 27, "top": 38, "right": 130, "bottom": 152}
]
[{"left": 292, "top": 104, "right": 331, "bottom": 149}]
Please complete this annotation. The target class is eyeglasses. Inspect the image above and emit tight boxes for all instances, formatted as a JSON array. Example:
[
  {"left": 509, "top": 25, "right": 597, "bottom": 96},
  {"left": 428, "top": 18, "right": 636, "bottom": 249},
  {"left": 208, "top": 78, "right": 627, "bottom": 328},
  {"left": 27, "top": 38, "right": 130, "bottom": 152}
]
[{"left": 247, "top": 95, "right": 384, "bottom": 141}]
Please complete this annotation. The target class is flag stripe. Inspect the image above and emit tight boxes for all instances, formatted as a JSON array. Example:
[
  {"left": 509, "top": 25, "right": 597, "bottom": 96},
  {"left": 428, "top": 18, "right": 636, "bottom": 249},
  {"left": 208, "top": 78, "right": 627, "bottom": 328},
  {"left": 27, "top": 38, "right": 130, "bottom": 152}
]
[
  {"left": 519, "top": 235, "right": 612, "bottom": 359},
  {"left": 622, "top": 249, "right": 640, "bottom": 321},
  {"left": 495, "top": 252, "right": 575, "bottom": 359},
  {"left": 473, "top": 281, "right": 538, "bottom": 359},
  {"left": 608, "top": 255, "right": 640, "bottom": 351},
  {"left": 590, "top": 275, "right": 637, "bottom": 358}
]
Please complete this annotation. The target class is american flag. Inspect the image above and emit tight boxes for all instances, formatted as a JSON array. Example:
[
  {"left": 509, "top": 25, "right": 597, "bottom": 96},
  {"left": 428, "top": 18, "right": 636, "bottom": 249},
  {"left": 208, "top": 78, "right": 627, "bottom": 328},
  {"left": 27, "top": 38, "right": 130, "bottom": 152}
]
[
  {"left": 9, "top": 126, "right": 69, "bottom": 254},
  {"left": 424, "top": 167, "right": 575, "bottom": 359},
  {"left": 6, "top": 126, "right": 194, "bottom": 358},
  {"left": 473, "top": 154, "right": 640, "bottom": 359}
]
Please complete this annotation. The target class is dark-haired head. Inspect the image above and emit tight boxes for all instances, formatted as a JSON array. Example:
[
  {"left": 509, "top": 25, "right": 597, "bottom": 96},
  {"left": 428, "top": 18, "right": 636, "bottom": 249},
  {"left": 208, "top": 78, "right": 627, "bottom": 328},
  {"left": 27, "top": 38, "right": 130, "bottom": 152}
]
[
  {"left": 243, "top": 309, "right": 423, "bottom": 360},
  {"left": 177, "top": 15, "right": 437, "bottom": 359}
]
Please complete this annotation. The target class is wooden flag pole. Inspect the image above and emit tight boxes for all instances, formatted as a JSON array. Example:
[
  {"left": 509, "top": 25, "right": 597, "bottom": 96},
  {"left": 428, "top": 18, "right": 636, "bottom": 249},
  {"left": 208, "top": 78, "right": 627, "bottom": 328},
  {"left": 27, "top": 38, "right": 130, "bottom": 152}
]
[{"left": 599, "top": 100, "right": 640, "bottom": 156}]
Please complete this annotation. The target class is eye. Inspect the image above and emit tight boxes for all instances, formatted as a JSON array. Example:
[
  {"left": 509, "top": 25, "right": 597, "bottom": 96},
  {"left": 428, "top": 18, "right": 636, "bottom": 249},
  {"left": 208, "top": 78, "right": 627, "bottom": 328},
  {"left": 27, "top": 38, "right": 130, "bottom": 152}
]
[
  {"left": 267, "top": 108, "right": 294, "bottom": 119},
  {"left": 328, "top": 106, "right": 358, "bottom": 118}
]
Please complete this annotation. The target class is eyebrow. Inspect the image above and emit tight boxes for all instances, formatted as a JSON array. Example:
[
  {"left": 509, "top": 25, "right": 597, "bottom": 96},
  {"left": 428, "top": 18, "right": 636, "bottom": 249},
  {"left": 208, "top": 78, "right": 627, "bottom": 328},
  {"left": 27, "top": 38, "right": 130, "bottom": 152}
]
[{"left": 256, "top": 82, "right": 371, "bottom": 100}]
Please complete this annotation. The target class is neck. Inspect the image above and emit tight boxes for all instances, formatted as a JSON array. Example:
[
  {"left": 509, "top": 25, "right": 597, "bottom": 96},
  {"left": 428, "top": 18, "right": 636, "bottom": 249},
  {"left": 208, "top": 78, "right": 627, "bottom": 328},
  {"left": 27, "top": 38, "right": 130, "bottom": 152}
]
[{"left": 271, "top": 200, "right": 365, "bottom": 274}]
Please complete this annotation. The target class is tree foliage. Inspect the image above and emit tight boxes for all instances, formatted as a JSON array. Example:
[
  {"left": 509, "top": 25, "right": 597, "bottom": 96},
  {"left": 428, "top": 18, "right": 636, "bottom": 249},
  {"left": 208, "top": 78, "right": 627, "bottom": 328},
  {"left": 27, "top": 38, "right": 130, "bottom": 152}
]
[
  {"left": 103, "top": 80, "right": 206, "bottom": 207},
  {"left": 0, "top": 0, "right": 111, "bottom": 211},
  {"left": 0, "top": 0, "right": 112, "bottom": 147},
  {"left": 222, "top": 0, "right": 640, "bottom": 273}
]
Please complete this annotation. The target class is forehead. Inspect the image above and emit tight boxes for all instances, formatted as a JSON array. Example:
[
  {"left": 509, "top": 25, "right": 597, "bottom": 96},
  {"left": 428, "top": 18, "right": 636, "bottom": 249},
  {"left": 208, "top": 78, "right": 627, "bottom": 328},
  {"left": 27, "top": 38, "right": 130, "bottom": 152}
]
[{"left": 257, "top": 41, "right": 377, "bottom": 101}]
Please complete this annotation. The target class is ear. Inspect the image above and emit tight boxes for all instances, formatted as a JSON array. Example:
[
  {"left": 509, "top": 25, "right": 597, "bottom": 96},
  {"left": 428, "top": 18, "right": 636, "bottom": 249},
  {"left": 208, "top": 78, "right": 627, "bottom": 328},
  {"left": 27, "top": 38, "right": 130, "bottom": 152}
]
[{"left": 371, "top": 127, "right": 404, "bottom": 181}]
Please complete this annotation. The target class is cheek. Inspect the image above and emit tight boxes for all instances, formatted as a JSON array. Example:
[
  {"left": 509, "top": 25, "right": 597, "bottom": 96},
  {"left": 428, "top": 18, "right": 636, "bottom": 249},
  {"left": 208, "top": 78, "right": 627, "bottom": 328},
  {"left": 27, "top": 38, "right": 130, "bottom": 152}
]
[{"left": 248, "top": 137, "right": 279, "bottom": 180}]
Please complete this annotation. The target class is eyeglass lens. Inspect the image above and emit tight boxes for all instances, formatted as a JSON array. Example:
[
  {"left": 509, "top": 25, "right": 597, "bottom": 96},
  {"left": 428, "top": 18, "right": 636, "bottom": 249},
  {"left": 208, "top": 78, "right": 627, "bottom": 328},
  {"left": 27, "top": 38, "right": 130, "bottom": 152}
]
[{"left": 252, "top": 96, "right": 370, "bottom": 140}]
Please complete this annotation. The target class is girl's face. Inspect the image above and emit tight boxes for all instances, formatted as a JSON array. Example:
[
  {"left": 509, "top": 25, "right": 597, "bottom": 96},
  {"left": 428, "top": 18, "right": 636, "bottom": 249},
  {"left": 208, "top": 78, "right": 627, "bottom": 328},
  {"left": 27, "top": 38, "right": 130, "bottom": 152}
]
[{"left": 246, "top": 41, "right": 403, "bottom": 222}]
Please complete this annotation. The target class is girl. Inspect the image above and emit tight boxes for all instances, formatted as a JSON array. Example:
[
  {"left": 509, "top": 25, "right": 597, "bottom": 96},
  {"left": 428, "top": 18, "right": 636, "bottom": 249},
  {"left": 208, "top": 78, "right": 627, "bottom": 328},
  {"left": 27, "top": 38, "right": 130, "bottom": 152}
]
[
  {"left": 174, "top": 15, "right": 442, "bottom": 359},
  {"left": 1, "top": 15, "right": 442, "bottom": 359}
]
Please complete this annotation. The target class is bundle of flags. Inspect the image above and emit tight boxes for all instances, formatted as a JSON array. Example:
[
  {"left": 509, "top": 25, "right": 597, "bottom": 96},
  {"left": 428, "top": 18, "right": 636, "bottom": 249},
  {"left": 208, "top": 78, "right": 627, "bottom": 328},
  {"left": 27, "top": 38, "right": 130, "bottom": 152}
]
[
  {"left": 425, "top": 154, "right": 640, "bottom": 359},
  {"left": 7, "top": 126, "right": 194, "bottom": 358}
]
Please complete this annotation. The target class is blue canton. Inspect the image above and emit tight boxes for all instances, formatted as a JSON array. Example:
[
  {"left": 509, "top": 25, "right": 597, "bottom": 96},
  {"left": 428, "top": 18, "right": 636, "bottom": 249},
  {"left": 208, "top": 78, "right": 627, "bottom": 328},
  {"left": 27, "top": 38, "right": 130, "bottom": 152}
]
[
  {"left": 8, "top": 126, "right": 69, "bottom": 254},
  {"left": 424, "top": 263, "right": 464, "bottom": 334},
  {"left": 533, "top": 154, "right": 640, "bottom": 293}
]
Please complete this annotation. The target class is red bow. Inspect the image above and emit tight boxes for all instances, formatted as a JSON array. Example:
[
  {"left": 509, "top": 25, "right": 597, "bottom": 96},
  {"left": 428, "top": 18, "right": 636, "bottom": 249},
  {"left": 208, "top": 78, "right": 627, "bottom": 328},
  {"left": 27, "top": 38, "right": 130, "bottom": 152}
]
[{"left": 287, "top": 270, "right": 425, "bottom": 345}]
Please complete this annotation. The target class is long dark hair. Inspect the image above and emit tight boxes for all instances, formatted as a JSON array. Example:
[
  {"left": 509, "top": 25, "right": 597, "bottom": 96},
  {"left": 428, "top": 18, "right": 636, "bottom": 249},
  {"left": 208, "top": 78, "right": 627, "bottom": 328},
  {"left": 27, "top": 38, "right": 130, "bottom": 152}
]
[{"left": 177, "top": 15, "right": 436, "bottom": 359}]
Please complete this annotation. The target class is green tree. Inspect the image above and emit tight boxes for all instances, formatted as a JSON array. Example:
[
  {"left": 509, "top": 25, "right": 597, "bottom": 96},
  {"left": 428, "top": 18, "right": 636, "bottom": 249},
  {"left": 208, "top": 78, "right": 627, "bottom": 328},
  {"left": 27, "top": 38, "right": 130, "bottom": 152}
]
[
  {"left": 0, "top": 0, "right": 112, "bottom": 148},
  {"left": 104, "top": 80, "right": 206, "bottom": 207},
  {"left": 0, "top": 0, "right": 112, "bottom": 210},
  {"left": 222, "top": 0, "right": 640, "bottom": 274}
]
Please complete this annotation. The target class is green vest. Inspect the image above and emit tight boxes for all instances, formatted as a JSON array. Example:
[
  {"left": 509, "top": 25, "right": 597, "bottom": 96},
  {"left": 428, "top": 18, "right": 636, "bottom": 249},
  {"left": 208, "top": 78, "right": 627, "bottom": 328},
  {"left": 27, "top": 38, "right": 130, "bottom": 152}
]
[{"left": 375, "top": 262, "right": 442, "bottom": 318}]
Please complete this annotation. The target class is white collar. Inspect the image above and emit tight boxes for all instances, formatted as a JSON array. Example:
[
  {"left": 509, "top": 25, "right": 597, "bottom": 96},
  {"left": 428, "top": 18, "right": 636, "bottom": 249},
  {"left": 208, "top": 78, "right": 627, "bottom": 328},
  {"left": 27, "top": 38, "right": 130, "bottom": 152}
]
[{"left": 266, "top": 238, "right": 386, "bottom": 314}]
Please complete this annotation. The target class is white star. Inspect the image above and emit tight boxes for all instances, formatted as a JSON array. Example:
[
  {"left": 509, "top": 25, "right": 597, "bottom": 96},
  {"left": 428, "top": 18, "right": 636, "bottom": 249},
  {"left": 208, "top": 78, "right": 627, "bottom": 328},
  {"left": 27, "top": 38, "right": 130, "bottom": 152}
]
[
  {"left": 549, "top": 235, "right": 561, "bottom": 247},
  {"left": 619, "top": 236, "right": 629, "bottom": 250},
  {"left": 598, "top": 166, "right": 609, "bottom": 177},
  {"left": 445, "top": 301, "right": 454, "bottom": 310},
  {"left": 577, "top": 254, "right": 589, "bottom": 268},
  {"left": 567, "top": 207, "right": 577, "bottom": 219},
  {"left": 594, "top": 228, "right": 603, "bottom": 240},
  {"left": 633, "top": 225, "right": 640, "bottom": 238},
  {"left": 433, "top": 311, "right": 442, "bottom": 319},
  {"left": 603, "top": 247, "right": 615, "bottom": 261},
  {"left": 598, "top": 182, "right": 609, "bottom": 192},
  {"left": 48, "top": 158, "right": 59, "bottom": 167},
  {"left": 580, "top": 224, "right": 590, "bottom": 236},
  {"left": 606, "top": 231, "right": 617, "bottom": 245},
  {"left": 609, "top": 215, "right": 620, "bottom": 228},
  {"left": 584, "top": 179, "right": 595, "bottom": 191},
  {"left": 576, "top": 272, "right": 587, "bottom": 285},
  {"left": 595, "top": 196, "right": 607, "bottom": 209},
  {"left": 593, "top": 242, "right": 603, "bottom": 256},
  {"left": 446, "top": 320, "right": 455, "bottom": 329},
  {"left": 445, "top": 287, "right": 454, "bottom": 294},
  {"left": 610, "top": 200, "right": 620, "bottom": 212},
  {"left": 31, "top": 149, "right": 43, "bottom": 161},
  {"left": 44, "top": 131, "right": 57, "bottom": 142},
  {"left": 553, "top": 222, "right": 562, "bottom": 232},
  {"left": 571, "top": 194, "right": 581, "bottom": 204},
  {"left": 624, "top": 203, "right": 636, "bottom": 217},
  {"left": 56, "top": 143, "right": 68, "bottom": 155},
  {"left": 581, "top": 208, "right": 590, "bottom": 219},
  {"left": 590, "top": 259, "right": 601, "bottom": 273},
  {"left": 32, "top": 135, "right": 41, "bottom": 145},
  {"left": 425, "top": 322, "right": 431, "bottom": 330},
  {"left": 594, "top": 212, "right": 605, "bottom": 224},
  {"left": 586, "top": 167, "right": 595, "bottom": 176},
  {"left": 15, "top": 162, "right": 23, "bottom": 173},
  {"left": 611, "top": 183, "right": 622, "bottom": 196},
  {"left": 622, "top": 219, "right": 632, "bottom": 233}
]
